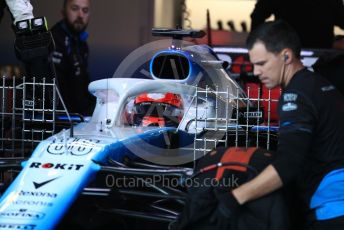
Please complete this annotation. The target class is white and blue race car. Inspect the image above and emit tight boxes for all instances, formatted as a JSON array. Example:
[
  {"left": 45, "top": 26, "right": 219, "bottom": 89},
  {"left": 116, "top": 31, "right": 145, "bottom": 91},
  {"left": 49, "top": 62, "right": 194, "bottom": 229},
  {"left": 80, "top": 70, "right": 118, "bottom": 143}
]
[{"left": 0, "top": 29, "right": 272, "bottom": 230}]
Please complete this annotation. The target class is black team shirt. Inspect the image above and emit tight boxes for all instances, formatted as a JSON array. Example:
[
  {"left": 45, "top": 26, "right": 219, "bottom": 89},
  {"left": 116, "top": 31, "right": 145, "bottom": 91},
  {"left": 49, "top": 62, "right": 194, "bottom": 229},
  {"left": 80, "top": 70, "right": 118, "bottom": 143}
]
[
  {"left": 272, "top": 68, "right": 344, "bottom": 209},
  {"left": 51, "top": 20, "right": 95, "bottom": 116}
]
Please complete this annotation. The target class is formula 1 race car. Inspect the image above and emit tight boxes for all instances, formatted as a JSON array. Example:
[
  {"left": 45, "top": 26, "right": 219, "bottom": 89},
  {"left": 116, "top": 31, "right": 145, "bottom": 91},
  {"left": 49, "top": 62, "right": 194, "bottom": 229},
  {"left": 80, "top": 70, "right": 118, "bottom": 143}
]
[{"left": 0, "top": 29, "right": 278, "bottom": 230}]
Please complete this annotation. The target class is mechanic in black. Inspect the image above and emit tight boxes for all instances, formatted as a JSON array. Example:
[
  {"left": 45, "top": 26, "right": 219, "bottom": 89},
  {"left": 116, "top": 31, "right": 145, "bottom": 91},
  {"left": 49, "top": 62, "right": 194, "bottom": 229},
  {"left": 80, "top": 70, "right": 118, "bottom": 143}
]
[
  {"left": 212, "top": 20, "right": 344, "bottom": 230},
  {"left": 51, "top": 0, "right": 95, "bottom": 116},
  {"left": 250, "top": 0, "right": 344, "bottom": 49}
]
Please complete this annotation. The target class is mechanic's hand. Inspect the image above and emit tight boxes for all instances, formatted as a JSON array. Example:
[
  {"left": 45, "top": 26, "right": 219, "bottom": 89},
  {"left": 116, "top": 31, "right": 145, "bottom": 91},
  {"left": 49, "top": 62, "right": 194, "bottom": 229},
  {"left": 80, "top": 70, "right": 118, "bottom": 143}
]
[{"left": 210, "top": 187, "right": 240, "bottom": 224}]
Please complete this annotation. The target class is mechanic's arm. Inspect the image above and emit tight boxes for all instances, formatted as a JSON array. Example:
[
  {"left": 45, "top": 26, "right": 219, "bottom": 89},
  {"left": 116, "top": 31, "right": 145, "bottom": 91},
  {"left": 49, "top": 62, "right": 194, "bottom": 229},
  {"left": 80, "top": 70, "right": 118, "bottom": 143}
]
[
  {"left": 215, "top": 129, "right": 312, "bottom": 219},
  {"left": 5, "top": 0, "right": 33, "bottom": 23},
  {"left": 231, "top": 128, "right": 312, "bottom": 205},
  {"left": 234, "top": 90, "right": 315, "bottom": 205},
  {"left": 233, "top": 164, "right": 282, "bottom": 204},
  {"left": 211, "top": 90, "right": 315, "bottom": 220}
]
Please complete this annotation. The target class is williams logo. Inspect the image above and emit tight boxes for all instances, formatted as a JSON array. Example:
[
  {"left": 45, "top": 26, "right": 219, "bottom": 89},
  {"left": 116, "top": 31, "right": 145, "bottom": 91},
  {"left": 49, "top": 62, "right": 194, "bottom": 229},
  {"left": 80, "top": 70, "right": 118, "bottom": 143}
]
[
  {"left": 47, "top": 138, "right": 100, "bottom": 156},
  {"left": 29, "top": 162, "right": 84, "bottom": 171},
  {"left": 0, "top": 209, "right": 45, "bottom": 220},
  {"left": 32, "top": 177, "right": 60, "bottom": 189}
]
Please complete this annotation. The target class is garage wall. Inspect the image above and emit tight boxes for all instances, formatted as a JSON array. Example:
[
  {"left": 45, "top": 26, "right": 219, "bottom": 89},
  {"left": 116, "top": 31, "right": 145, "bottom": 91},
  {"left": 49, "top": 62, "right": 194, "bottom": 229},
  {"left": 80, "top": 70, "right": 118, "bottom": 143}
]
[
  {"left": 185, "top": 0, "right": 344, "bottom": 35},
  {"left": 0, "top": 0, "right": 155, "bottom": 80}
]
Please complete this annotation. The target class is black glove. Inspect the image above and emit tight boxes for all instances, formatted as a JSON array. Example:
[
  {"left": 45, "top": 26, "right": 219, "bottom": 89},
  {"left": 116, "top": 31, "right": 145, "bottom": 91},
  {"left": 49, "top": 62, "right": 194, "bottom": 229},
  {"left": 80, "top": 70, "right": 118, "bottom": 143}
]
[{"left": 210, "top": 187, "right": 240, "bottom": 224}]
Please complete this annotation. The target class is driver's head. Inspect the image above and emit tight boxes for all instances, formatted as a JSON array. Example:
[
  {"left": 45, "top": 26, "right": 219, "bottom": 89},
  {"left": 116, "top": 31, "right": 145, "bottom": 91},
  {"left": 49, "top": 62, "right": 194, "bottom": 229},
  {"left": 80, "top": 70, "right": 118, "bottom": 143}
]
[
  {"left": 62, "top": 0, "right": 90, "bottom": 33},
  {"left": 133, "top": 93, "right": 184, "bottom": 127}
]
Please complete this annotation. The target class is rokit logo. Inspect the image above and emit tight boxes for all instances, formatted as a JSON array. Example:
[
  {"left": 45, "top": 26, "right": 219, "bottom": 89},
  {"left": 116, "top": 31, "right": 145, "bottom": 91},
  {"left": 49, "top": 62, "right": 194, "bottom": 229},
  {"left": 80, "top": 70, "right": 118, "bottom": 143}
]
[
  {"left": 19, "top": 190, "right": 57, "bottom": 198},
  {"left": 0, "top": 209, "right": 45, "bottom": 220},
  {"left": 29, "top": 162, "right": 84, "bottom": 171},
  {"left": 0, "top": 223, "right": 36, "bottom": 229},
  {"left": 47, "top": 138, "right": 100, "bottom": 156}
]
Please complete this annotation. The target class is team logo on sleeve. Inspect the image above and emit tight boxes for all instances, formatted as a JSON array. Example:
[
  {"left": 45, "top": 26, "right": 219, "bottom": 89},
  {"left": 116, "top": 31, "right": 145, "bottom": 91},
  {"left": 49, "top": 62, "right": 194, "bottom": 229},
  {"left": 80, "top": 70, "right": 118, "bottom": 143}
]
[
  {"left": 283, "top": 93, "right": 298, "bottom": 102},
  {"left": 321, "top": 85, "right": 335, "bottom": 92},
  {"left": 282, "top": 102, "right": 298, "bottom": 111}
]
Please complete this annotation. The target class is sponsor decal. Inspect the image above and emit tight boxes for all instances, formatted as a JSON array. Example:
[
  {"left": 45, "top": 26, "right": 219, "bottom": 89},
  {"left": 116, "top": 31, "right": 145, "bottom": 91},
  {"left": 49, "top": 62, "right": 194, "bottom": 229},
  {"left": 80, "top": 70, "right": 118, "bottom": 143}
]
[
  {"left": 0, "top": 209, "right": 45, "bottom": 220},
  {"left": 29, "top": 162, "right": 84, "bottom": 171},
  {"left": 32, "top": 177, "right": 60, "bottom": 189},
  {"left": 282, "top": 103, "right": 298, "bottom": 111},
  {"left": 0, "top": 223, "right": 36, "bottom": 229},
  {"left": 244, "top": 112, "right": 263, "bottom": 118},
  {"left": 321, "top": 85, "right": 335, "bottom": 92},
  {"left": 24, "top": 100, "right": 34, "bottom": 107},
  {"left": 52, "top": 52, "right": 63, "bottom": 64},
  {"left": 47, "top": 138, "right": 100, "bottom": 156},
  {"left": 11, "top": 200, "right": 53, "bottom": 207},
  {"left": 283, "top": 93, "right": 298, "bottom": 102},
  {"left": 19, "top": 190, "right": 57, "bottom": 198}
]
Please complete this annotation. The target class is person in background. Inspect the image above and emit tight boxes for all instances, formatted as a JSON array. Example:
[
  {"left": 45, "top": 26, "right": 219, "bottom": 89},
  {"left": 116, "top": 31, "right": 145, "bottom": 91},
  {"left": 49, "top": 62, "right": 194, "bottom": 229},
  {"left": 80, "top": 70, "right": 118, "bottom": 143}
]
[
  {"left": 250, "top": 0, "right": 344, "bottom": 49},
  {"left": 51, "top": 0, "right": 95, "bottom": 116},
  {"left": 212, "top": 20, "right": 344, "bottom": 230}
]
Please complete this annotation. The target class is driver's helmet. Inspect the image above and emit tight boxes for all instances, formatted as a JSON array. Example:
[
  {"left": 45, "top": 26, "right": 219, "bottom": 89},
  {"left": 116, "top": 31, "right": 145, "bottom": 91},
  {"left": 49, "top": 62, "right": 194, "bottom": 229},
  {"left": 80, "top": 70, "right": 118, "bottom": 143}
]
[{"left": 132, "top": 92, "right": 184, "bottom": 127}]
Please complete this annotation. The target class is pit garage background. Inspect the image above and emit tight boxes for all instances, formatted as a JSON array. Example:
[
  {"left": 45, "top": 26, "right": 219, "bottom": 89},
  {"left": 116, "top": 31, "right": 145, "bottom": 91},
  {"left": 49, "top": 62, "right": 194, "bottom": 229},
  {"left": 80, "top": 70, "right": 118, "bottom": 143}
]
[{"left": 1, "top": 0, "right": 343, "bottom": 81}]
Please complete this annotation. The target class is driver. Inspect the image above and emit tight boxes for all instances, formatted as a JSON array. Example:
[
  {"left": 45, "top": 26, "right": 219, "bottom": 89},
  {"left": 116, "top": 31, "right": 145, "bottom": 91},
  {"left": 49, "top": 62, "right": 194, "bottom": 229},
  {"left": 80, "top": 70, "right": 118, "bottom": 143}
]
[{"left": 131, "top": 92, "right": 184, "bottom": 127}]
